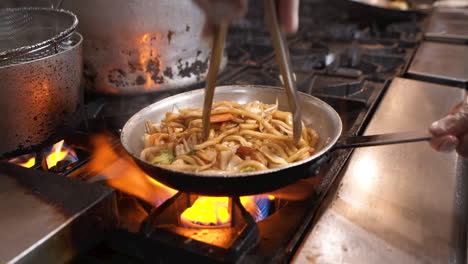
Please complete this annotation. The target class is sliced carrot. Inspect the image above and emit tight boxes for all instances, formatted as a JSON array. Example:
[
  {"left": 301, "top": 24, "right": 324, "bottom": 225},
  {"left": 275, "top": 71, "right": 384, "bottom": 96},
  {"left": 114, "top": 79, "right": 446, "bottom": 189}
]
[
  {"left": 236, "top": 146, "right": 254, "bottom": 159},
  {"left": 149, "top": 133, "right": 163, "bottom": 145},
  {"left": 210, "top": 113, "right": 234, "bottom": 123}
]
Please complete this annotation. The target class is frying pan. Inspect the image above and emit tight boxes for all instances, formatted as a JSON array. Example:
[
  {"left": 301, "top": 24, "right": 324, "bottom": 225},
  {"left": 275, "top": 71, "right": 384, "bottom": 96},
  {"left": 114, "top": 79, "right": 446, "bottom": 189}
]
[
  {"left": 121, "top": 85, "right": 431, "bottom": 196},
  {"left": 335, "top": 0, "right": 431, "bottom": 22}
]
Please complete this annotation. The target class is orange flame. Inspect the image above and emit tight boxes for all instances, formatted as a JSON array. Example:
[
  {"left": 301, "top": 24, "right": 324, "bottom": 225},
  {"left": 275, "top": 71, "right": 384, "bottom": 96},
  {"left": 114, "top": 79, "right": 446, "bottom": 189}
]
[
  {"left": 138, "top": 33, "right": 164, "bottom": 90},
  {"left": 88, "top": 134, "right": 265, "bottom": 228},
  {"left": 88, "top": 135, "right": 177, "bottom": 207},
  {"left": 86, "top": 134, "right": 284, "bottom": 227},
  {"left": 46, "top": 140, "right": 77, "bottom": 169},
  {"left": 181, "top": 197, "right": 232, "bottom": 227},
  {"left": 9, "top": 154, "right": 36, "bottom": 168},
  {"left": 20, "top": 157, "right": 36, "bottom": 168},
  {"left": 180, "top": 196, "right": 263, "bottom": 227},
  {"left": 139, "top": 33, "right": 153, "bottom": 88}
]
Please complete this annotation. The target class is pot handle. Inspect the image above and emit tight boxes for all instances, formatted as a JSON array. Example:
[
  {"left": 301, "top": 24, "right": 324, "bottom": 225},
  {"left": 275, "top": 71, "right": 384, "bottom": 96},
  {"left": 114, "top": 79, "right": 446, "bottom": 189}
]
[{"left": 334, "top": 131, "right": 432, "bottom": 149}]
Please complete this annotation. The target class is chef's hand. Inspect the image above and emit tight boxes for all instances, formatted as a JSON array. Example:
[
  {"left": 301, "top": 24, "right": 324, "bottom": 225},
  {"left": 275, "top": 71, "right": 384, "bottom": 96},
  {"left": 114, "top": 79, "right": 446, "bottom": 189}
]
[
  {"left": 429, "top": 94, "right": 468, "bottom": 157},
  {"left": 194, "top": 0, "right": 300, "bottom": 35}
]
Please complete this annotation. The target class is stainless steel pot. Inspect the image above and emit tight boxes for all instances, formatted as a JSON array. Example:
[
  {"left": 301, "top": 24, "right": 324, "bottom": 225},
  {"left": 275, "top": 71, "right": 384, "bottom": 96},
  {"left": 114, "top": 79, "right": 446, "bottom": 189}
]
[
  {"left": 0, "top": 32, "right": 83, "bottom": 157},
  {"left": 63, "top": 0, "right": 227, "bottom": 94}
]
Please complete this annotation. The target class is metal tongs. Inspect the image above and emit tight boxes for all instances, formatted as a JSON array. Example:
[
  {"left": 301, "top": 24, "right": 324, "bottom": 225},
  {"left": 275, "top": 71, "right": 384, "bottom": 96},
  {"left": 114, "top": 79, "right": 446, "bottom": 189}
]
[
  {"left": 202, "top": 0, "right": 302, "bottom": 143},
  {"left": 264, "top": 0, "right": 302, "bottom": 143},
  {"left": 202, "top": 23, "right": 228, "bottom": 140}
]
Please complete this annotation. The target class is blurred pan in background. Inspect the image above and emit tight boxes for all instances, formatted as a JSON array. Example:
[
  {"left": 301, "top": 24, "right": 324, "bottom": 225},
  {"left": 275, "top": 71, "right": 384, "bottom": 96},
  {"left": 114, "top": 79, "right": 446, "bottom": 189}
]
[{"left": 333, "top": 0, "right": 432, "bottom": 22}]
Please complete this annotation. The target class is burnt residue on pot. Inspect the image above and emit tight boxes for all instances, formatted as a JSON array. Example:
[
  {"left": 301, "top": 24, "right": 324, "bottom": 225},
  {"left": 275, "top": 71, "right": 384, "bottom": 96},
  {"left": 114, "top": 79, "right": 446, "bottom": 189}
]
[
  {"left": 108, "top": 69, "right": 129, "bottom": 88},
  {"left": 167, "top": 30, "right": 175, "bottom": 44},
  {"left": 84, "top": 31, "right": 216, "bottom": 94},
  {"left": 135, "top": 76, "right": 146, "bottom": 85},
  {"left": 176, "top": 50, "right": 209, "bottom": 81},
  {"left": 146, "top": 57, "right": 164, "bottom": 84},
  {"left": 82, "top": 28, "right": 224, "bottom": 94},
  {"left": 100, "top": 47, "right": 213, "bottom": 93},
  {"left": 163, "top": 67, "right": 173, "bottom": 79},
  {"left": 176, "top": 57, "right": 209, "bottom": 81},
  {"left": 81, "top": 29, "right": 220, "bottom": 94}
]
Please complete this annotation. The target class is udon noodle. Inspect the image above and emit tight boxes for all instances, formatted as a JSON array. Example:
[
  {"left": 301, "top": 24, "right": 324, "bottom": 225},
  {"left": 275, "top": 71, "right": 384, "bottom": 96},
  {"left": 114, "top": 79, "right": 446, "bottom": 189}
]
[{"left": 141, "top": 100, "right": 319, "bottom": 174}]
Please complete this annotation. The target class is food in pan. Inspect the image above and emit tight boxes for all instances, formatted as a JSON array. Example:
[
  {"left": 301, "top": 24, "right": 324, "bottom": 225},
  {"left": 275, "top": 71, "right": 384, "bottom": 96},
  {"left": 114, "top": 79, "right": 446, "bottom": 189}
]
[
  {"left": 140, "top": 100, "right": 319, "bottom": 174},
  {"left": 385, "top": 0, "right": 409, "bottom": 10}
]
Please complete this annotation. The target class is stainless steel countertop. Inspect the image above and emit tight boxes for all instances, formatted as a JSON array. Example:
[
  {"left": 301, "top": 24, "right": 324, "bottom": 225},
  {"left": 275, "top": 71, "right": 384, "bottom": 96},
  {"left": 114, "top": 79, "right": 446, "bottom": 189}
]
[
  {"left": 293, "top": 77, "right": 466, "bottom": 263},
  {"left": 0, "top": 163, "right": 115, "bottom": 264},
  {"left": 407, "top": 41, "right": 468, "bottom": 86},
  {"left": 426, "top": 8, "right": 468, "bottom": 42}
]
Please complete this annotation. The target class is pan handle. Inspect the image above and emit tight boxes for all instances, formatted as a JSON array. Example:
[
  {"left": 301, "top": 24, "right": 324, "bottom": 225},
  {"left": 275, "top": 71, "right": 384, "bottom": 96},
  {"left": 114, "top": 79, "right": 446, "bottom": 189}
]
[{"left": 334, "top": 131, "right": 432, "bottom": 149}]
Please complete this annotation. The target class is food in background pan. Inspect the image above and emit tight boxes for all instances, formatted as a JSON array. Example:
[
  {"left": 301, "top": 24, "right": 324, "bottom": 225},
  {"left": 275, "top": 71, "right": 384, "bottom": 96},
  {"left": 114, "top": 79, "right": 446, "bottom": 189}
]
[
  {"left": 386, "top": 0, "right": 409, "bottom": 10},
  {"left": 141, "top": 101, "right": 319, "bottom": 174}
]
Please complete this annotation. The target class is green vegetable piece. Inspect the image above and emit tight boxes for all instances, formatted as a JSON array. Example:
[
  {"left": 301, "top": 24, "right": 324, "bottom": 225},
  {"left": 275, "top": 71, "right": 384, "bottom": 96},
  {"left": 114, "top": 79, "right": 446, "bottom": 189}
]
[
  {"left": 239, "top": 166, "right": 256, "bottom": 173},
  {"left": 188, "top": 150, "right": 197, "bottom": 155},
  {"left": 151, "top": 150, "right": 175, "bottom": 165}
]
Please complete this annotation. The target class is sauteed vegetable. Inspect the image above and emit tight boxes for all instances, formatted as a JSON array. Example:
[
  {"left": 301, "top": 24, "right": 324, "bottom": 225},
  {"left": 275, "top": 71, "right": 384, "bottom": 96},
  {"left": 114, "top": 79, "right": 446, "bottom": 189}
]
[{"left": 140, "top": 100, "right": 319, "bottom": 174}]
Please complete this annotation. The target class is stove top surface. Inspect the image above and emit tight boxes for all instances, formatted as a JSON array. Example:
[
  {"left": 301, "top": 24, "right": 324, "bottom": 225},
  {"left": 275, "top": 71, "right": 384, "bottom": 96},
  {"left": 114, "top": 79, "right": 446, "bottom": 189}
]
[
  {"left": 407, "top": 41, "right": 468, "bottom": 87},
  {"left": 425, "top": 7, "right": 468, "bottom": 42},
  {"left": 2, "top": 0, "right": 431, "bottom": 263}
]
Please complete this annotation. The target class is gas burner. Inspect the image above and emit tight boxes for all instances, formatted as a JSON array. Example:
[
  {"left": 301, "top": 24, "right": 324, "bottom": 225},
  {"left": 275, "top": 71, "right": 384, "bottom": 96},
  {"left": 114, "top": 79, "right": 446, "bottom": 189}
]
[
  {"left": 138, "top": 193, "right": 263, "bottom": 262},
  {"left": 43, "top": 140, "right": 80, "bottom": 172},
  {"left": 386, "top": 21, "right": 422, "bottom": 41},
  {"left": 364, "top": 54, "right": 406, "bottom": 72},
  {"left": 302, "top": 74, "right": 380, "bottom": 103},
  {"left": 307, "top": 75, "right": 366, "bottom": 97},
  {"left": 230, "top": 20, "right": 269, "bottom": 35},
  {"left": 307, "top": 24, "right": 363, "bottom": 42},
  {"left": 231, "top": 68, "right": 282, "bottom": 87},
  {"left": 359, "top": 40, "right": 405, "bottom": 55},
  {"left": 239, "top": 41, "right": 274, "bottom": 62},
  {"left": 226, "top": 45, "right": 250, "bottom": 66},
  {"left": 326, "top": 46, "right": 407, "bottom": 82},
  {"left": 289, "top": 41, "right": 330, "bottom": 71},
  {"left": 290, "top": 41, "right": 329, "bottom": 57},
  {"left": 7, "top": 138, "right": 88, "bottom": 174},
  {"left": 8, "top": 152, "right": 37, "bottom": 168}
]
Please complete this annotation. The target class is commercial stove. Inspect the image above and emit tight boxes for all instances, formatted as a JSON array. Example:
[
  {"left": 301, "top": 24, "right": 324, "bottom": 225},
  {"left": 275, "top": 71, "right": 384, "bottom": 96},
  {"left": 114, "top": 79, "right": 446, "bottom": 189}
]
[{"left": 2, "top": 1, "right": 466, "bottom": 263}]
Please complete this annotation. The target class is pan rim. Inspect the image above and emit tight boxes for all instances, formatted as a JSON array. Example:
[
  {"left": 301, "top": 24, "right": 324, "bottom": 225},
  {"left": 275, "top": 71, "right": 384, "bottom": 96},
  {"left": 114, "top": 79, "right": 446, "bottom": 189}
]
[
  {"left": 349, "top": 0, "right": 432, "bottom": 13},
  {"left": 120, "top": 85, "right": 342, "bottom": 179},
  {"left": 0, "top": 32, "right": 83, "bottom": 70}
]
